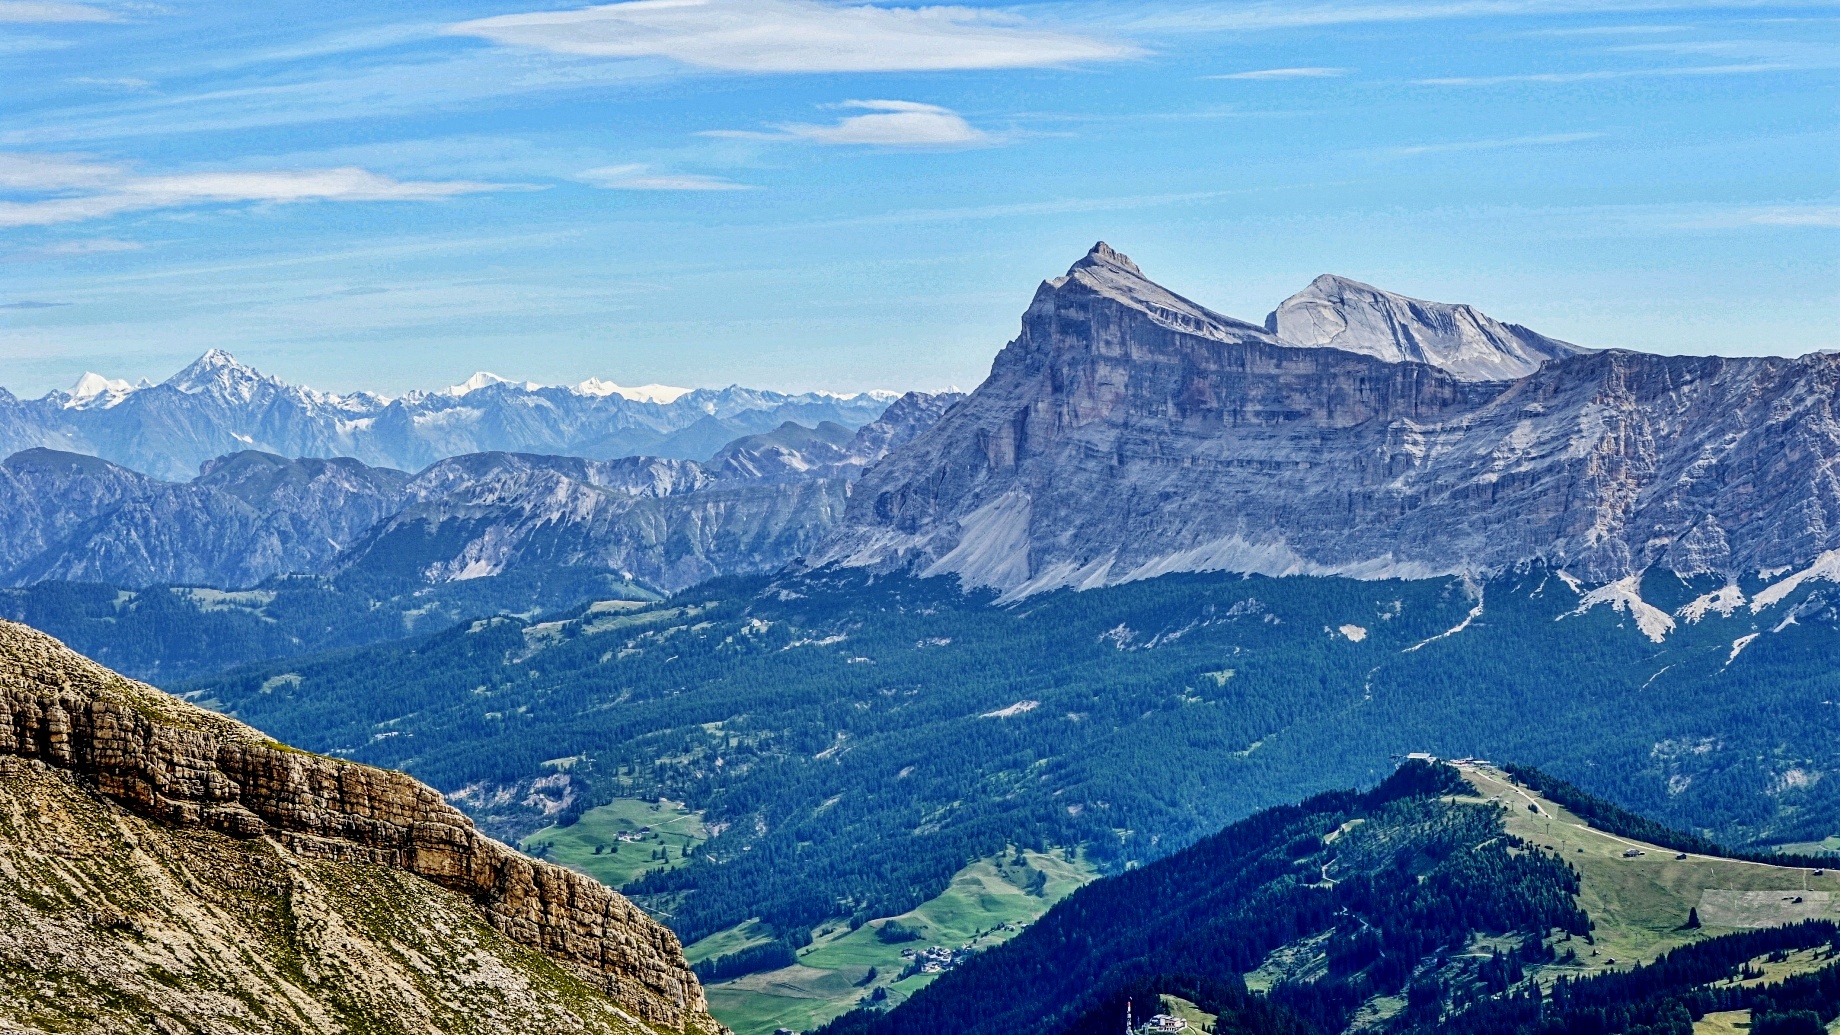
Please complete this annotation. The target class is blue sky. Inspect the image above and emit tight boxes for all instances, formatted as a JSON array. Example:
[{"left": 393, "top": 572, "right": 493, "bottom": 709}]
[{"left": 2, "top": 0, "right": 1835, "bottom": 397}]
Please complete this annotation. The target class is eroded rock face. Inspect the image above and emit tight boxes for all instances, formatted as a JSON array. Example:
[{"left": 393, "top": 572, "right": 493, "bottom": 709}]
[
  {"left": 0, "top": 618, "right": 723, "bottom": 1034},
  {"left": 818, "top": 243, "right": 1840, "bottom": 596}
]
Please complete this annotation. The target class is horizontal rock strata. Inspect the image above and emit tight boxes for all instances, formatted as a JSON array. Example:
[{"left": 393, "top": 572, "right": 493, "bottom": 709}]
[{"left": 0, "top": 618, "right": 721, "bottom": 1034}]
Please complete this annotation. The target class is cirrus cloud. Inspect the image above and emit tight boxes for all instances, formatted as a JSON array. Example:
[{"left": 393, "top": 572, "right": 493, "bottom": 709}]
[
  {"left": 706, "top": 100, "right": 990, "bottom": 147},
  {"left": 0, "top": 153, "right": 516, "bottom": 227},
  {"left": 579, "top": 163, "right": 751, "bottom": 190},
  {"left": 446, "top": 0, "right": 1139, "bottom": 73},
  {"left": 1207, "top": 66, "right": 1347, "bottom": 79},
  {"left": 0, "top": 1, "right": 113, "bottom": 22}
]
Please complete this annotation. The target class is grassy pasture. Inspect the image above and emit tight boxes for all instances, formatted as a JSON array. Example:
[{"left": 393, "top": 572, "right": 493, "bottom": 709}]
[
  {"left": 519, "top": 797, "right": 706, "bottom": 889},
  {"left": 695, "top": 849, "right": 1096, "bottom": 1035},
  {"left": 1464, "top": 766, "right": 1840, "bottom": 978}
]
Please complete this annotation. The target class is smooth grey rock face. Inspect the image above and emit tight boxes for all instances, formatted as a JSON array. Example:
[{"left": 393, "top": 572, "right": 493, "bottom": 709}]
[
  {"left": 1267, "top": 274, "right": 1589, "bottom": 381},
  {"left": 0, "top": 350, "right": 897, "bottom": 481},
  {"left": 817, "top": 243, "right": 1840, "bottom": 597}
]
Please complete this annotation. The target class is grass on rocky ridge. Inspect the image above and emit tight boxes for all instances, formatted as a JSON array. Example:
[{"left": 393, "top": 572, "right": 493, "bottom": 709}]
[{"left": 1463, "top": 765, "right": 1840, "bottom": 979}]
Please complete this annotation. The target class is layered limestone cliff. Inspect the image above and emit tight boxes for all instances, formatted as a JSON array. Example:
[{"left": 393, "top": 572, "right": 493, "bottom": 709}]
[
  {"left": 817, "top": 243, "right": 1840, "bottom": 596},
  {"left": 0, "top": 618, "right": 723, "bottom": 1035}
]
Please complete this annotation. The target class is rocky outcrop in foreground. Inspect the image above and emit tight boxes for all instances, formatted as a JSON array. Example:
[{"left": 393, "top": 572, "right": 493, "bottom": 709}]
[{"left": 0, "top": 618, "right": 723, "bottom": 1034}]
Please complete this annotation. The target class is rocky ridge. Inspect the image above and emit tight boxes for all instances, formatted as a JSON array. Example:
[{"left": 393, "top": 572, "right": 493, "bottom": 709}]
[
  {"left": 1267, "top": 273, "right": 1588, "bottom": 380},
  {"left": 817, "top": 243, "right": 1840, "bottom": 596},
  {"left": 0, "top": 448, "right": 410, "bottom": 588},
  {"left": 0, "top": 391, "right": 962, "bottom": 594},
  {"left": 0, "top": 618, "right": 722, "bottom": 1034},
  {"left": 0, "top": 349, "right": 897, "bottom": 481}
]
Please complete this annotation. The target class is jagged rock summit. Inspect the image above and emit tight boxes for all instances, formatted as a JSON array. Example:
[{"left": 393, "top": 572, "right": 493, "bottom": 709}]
[
  {"left": 1053, "top": 242, "right": 1277, "bottom": 344},
  {"left": 0, "top": 618, "right": 725, "bottom": 1034},
  {"left": 815, "top": 243, "right": 1840, "bottom": 597},
  {"left": 1268, "top": 273, "right": 1589, "bottom": 381}
]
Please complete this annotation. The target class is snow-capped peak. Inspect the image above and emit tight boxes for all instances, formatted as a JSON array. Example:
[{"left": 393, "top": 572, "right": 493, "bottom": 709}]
[
  {"left": 1266, "top": 274, "right": 1588, "bottom": 381},
  {"left": 164, "top": 349, "right": 274, "bottom": 398},
  {"left": 813, "top": 389, "right": 902, "bottom": 402},
  {"left": 573, "top": 377, "right": 694, "bottom": 404},
  {"left": 444, "top": 371, "right": 541, "bottom": 397},
  {"left": 63, "top": 371, "right": 137, "bottom": 409}
]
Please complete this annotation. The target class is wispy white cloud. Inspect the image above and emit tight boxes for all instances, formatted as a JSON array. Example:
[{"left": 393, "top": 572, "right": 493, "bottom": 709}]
[
  {"left": 447, "top": 0, "right": 1139, "bottom": 73},
  {"left": 579, "top": 163, "right": 751, "bottom": 190},
  {"left": 1381, "top": 131, "right": 1604, "bottom": 155},
  {"left": 1207, "top": 66, "right": 1346, "bottom": 79},
  {"left": 67, "top": 75, "right": 152, "bottom": 90},
  {"left": 40, "top": 237, "right": 142, "bottom": 253},
  {"left": 1418, "top": 61, "right": 1804, "bottom": 84},
  {"left": 0, "top": 153, "right": 516, "bottom": 226},
  {"left": 1526, "top": 24, "right": 1692, "bottom": 36},
  {"left": 720, "top": 100, "right": 991, "bottom": 147},
  {"left": 0, "top": 1, "right": 113, "bottom": 23},
  {"left": 1116, "top": 1, "right": 1840, "bottom": 34},
  {"left": 1682, "top": 204, "right": 1840, "bottom": 228}
]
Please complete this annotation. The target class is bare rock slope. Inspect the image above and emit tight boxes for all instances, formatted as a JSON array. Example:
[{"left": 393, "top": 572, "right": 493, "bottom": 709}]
[
  {"left": 0, "top": 619, "right": 723, "bottom": 1035},
  {"left": 1267, "top": 273, "right": 1588, "bottom": 381},
  {"left": 817, "top": 243, "right": 1840, "bottom": 596}
]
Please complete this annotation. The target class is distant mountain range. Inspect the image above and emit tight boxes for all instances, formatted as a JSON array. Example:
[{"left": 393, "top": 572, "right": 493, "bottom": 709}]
[
  {"left": 0, "top": 390, "right": 962, "bottom": 593},
  {"left": 10, "top": 244, "right": 1836, "bottom": 619},
  {"left": 0, "top": 349, "right": 900, "bottom": 481},
  {"left": 822, "top": 242, "right": 1840, "bottom": 597}
]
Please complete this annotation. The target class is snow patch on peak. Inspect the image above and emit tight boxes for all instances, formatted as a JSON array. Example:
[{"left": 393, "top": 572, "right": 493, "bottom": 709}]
[
  {"left": 165, "top": 349, "right": 273, "bottom": 398},
  {"left": 572, "top": 378, "right": 694, "bottom": 404},
  {"left": 445, "top": 371, "right": 539, "bottom": 397},
  {"left": 1565, "top": 575, "right": 1675, "bottom": 643},
  {"left": 1751, "top": 549, "right": 1840, "bottom": 612},
  {"left": 1678, "top": 584, "right": 1746, "bottom": 623},
  {"left": 64, "top": 372, "right": 136, "bottom": 409}
]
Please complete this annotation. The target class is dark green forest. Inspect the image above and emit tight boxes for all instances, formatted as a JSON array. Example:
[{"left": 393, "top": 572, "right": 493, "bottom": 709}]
[
  {"left": 826, "top": 763, "right": 1840, "bottom": 1035},
  {"left": 816, "top": 760, "right": 1583, "bottom": 1035},
  {"left": 163, "top": 563, "right": 1840, "bottom": 947},
  {"left": 0, "top": 568, "right": 652, "bottom": 680}
]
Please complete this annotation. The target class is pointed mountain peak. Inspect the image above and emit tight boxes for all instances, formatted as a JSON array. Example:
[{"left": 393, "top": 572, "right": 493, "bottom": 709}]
[
  {"left": 1267, "top": 275, "right": 1589, "bottom": 381},
  {"left": 165, "top": 349, "right": 273, "bottom": 395},
  {"left": 1043, "top": 242, "right": 1275, "bottom": 345},
  {"left": 1070, "top": 241, "right": 1143, "bottom": 277}
]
